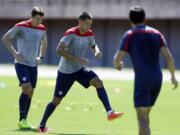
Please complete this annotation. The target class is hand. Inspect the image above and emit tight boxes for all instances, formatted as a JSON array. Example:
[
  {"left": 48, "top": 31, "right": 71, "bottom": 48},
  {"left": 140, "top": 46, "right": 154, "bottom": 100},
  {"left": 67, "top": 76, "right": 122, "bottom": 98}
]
[
  {"left": 75, "top": 57, "right": 89, "bottom": 66},
  {"left": 95, "top": 51, "right": 103, "bottom": 59},
  {"left": 113, "top": 61, "right": 124, "bottom": 70},
  {"left": 35, "top": 57, "right": 43, "bottom": 65},
  {"left": 14, "top": 52, "right": 23, "bottom": 62},
  {"left": 171, "top": 76, "right": 178, "bottom": 90}
]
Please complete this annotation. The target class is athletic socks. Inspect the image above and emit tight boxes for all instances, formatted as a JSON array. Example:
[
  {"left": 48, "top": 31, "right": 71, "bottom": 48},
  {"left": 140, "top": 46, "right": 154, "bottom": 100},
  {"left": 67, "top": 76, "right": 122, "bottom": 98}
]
[
  {"left": 19, "top": 93, "right": 29, "bottom": 121},
  {"left": 24, "top": 97, "right": 32, "bottom": 119},
  {"left": 40, "top": 102, "right": 56, "bottom": 127},
  {"left": 96, "top": 87, "right": 112, "bottom": 113}
]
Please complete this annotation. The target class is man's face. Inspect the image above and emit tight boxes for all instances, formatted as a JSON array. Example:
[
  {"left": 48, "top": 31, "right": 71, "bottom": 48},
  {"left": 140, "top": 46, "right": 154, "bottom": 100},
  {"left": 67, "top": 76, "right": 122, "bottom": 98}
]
[
  {"left": 31, "top": 15, "right": 44, "bottom": 26},
  {"left": 79, "top": 19, "right": 92, "bottom": 32}
]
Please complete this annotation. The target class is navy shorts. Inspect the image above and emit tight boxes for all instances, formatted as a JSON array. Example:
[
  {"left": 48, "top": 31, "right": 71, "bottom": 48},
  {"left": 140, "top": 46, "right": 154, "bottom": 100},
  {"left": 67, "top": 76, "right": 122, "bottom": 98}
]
[
  {"left": 15, "top": 63, "right": 38, "bottom": 88},
  {"left": 134, "top": 81, "right": 162, "bottom": 107},
  {"left": 54, "top": 68, "right": 98, "bottom": 97}
]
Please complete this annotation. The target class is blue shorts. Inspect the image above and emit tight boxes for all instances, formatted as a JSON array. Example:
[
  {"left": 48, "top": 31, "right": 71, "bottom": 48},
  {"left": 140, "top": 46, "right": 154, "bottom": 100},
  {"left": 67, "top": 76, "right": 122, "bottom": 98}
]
[
  {"left": 54, "top": 68, "right": 98, "bottom": 97},
  {"left": 15, "top": 63, "right": 38, "bottom": 88},
  {"left": 134, "top": 81, "right": 162, "bottom": 107}
]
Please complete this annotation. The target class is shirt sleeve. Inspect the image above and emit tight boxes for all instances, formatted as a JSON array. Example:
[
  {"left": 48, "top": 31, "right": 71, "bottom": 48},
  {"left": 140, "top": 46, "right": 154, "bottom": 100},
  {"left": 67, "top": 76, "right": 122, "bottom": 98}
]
[
  {"left": 41, "top": 31, "right": 47, "bottom": 41},
  {"left": 159, "top": 34, "right": 167, "bottom": 48},
  {"left": 89, "top": 36, "right": 97, "bottom": 47},
  {"left": 60, "top": 34, "right": 74, "bottom": 47},
  {"left": 7, "top": 26, "right": 21, "bottom": 39},
  {"left": 119, "top": 32, "right": 130, "bottom": 52}
]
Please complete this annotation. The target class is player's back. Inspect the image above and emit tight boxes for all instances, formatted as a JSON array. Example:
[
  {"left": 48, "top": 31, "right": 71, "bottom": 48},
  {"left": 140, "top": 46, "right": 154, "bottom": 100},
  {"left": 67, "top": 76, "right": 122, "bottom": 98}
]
[{"left": 125, "top": 25, "right": 166, "bottom": 85}]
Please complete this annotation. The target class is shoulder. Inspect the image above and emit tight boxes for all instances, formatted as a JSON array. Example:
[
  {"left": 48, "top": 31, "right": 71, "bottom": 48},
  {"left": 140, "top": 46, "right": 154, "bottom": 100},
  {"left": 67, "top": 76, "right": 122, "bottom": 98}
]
[
  {"left": 122, "top": 29, "right": 133, "bottom": 39},
  {"left": 84, "top": 29, "right": 94, "bottom": 37},
  {"left": 15, "top": 20, "right": 46, "bottom": 31},
  {"left": 37, "top": 24, "right": 46, "bottom": 30},
  {"left": 63, "top": 27, "right": 78, "bottom": 36},
  {"left": 15, "top": 21, "right": 29, "bottom": 28},
  {"left": 128, "top": 26, "right": 163, "bottom": 38},
  {"left": 126, "top": 29, "right": 133, "bottom": 35},
  {"left": 64, "top": 26, "right": 94, "bottom": 37},
  {"left": 145, "top": 26, "right": 163, "bottom": 36}
]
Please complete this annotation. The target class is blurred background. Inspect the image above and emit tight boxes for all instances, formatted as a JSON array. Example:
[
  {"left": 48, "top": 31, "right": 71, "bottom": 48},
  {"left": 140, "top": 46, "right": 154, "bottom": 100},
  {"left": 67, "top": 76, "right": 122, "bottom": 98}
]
[
  {"left": 0, "top": 0, "right": 180, "bottom": 68},
  {"left": 0, "top": 1, "right": 180, "bottom": 135}
]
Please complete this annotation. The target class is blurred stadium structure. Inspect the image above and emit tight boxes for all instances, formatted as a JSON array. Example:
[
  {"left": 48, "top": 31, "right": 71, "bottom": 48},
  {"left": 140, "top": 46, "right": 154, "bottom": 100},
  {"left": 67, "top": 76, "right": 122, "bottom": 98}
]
[{"left": 0, "top": 0, "right": 180, "bottom": 68}]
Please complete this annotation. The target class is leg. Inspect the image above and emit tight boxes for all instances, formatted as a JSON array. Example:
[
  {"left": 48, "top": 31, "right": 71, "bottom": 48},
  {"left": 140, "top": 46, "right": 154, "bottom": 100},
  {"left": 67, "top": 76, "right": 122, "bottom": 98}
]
[
  {"left": 136, "top": 107, "right": 151, "bottom": 135},
  {"left": 17, "top": 83, "right": 35, "bottom": 129},
  {"left": 39, "top": 96, "right": 63, "bottom": 128},
  {"left": 24, "top": 89, "right": 34, "bottom": 119},
  {"left": 38, "top": 71, "right": 75, "bottom": 132},
  {"left": 89, "top": 77, "right": 112, "bottom": 112},
  {"left": 19, "top": 83, "right": 34, "bottom": 121},
  {"left": 15, "top": 63, "right": 35, "bottom": 121},
  {"left": 90, "top": 77, "right": 123, "bottom": 120},
  {"left": 24, "top": 66, "right": 38, "bottom": 119},
  {"left": 76, "top": 69, "right": 112, "bottom": 112},
  {"left": 134, "top": 76, "right": 162, "bottom": 135},
  {"left": 77, "top": 68, "right": 123, "bottom": 121},
  {"left": 134, "top": 86, "right": 153, "bottom": 135}
]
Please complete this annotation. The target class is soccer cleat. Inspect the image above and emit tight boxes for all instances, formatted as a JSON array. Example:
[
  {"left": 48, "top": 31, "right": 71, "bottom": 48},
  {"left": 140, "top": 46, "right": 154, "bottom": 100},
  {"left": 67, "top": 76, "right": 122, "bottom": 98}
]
[
  {"left": 107, "top": 111, "right": 124, "bottom": 121},
  {"left": 18, "top": 119, "right": 34, "bottom": 129},
  {"left": 37, "top": 126, "right": 49, "bottom": 133}
]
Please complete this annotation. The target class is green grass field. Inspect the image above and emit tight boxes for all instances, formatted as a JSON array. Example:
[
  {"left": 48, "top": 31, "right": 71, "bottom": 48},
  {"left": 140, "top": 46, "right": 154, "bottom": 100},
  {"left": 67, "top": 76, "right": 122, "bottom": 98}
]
[{"left": 0, "top": 76, "right": 180, "bottom": 135}]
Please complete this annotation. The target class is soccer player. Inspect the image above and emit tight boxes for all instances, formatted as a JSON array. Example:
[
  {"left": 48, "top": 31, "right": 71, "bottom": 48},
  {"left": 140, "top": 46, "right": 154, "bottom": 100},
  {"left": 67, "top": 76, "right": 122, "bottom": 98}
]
[
  {"left": 2, "top": 7, "right": 47, "bottom": 129},
  {"left": 113, "top": 6, "right": 178, "bottom": 135},
  {"left": 38, "top": 12, "right": 123, "bottom": 133}
]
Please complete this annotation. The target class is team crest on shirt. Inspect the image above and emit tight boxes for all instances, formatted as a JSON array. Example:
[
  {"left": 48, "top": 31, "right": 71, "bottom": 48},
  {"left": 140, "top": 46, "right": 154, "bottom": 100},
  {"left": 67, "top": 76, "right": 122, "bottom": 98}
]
[{"left": 22, "top": 77, "right": 27, "bottom": 82}]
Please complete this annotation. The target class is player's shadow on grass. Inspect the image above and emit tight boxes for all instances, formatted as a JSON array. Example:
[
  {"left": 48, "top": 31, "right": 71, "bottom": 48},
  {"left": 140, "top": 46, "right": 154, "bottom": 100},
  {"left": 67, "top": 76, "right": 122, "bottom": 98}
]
[
  {"left": 9, "top": 129, "right": 106, "bottom": 135},
  {"left": 9, "top": 128, "right": 37, "bottom": 133},
  {"left": 51, "top": 134, "right": 92, "bottom": 135},
  {"left": 49, "top": 133, "right": 105, "bottom": 135}
]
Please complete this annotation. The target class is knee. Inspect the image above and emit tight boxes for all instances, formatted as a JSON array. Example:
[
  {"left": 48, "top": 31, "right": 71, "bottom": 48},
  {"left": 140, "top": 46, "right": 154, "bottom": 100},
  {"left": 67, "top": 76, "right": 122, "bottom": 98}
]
[
  {"left": 28, "top": 91, "right": 34, "bottom": 98},
  {"left": 52, "top": 97, "right": 62, "bottom": 106},
  {"left": 90, "top": 78, "right": 103, "bottom": 88},
  {"left": 22, "top": 85, "right": 33, "bottom": 97},
  {"left": 95, "top": 79, "right": 103, "bottom": 88}
]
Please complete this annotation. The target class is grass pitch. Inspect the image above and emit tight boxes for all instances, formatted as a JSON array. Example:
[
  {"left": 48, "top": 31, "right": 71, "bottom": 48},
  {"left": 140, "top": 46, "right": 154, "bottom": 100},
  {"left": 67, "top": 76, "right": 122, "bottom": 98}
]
[{"left": 0, "top": 76, "right": 180, "bottom": 135}]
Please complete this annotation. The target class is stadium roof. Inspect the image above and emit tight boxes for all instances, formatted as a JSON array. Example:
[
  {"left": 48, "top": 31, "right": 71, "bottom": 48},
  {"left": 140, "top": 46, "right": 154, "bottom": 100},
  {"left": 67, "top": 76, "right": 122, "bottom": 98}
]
[{"left": 0, "top": 0, "right": 180, "bottom": 19}]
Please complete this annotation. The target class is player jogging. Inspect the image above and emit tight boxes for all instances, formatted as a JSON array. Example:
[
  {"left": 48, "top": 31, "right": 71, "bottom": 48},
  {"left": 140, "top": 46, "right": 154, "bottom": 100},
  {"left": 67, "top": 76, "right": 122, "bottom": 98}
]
[{"left": 113, "top": 6, "right": 178, "bottom": 135}]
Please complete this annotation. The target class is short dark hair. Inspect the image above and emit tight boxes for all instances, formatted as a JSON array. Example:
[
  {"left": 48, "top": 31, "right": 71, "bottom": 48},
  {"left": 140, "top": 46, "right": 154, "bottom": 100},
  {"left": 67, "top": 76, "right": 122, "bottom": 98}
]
[
  {"left": 129, "top": 6, "right": 145, "bottom": 24},
  {"left": 31, "top": 7, "right": 44, "bottom": 17},
  {"left": 78, "top": 12, "right": 92, "bottom": 20}
]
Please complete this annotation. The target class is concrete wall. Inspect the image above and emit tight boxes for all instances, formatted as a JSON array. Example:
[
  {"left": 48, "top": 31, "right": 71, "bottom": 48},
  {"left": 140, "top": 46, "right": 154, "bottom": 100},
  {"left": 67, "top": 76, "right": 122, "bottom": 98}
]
[
  {"left": 0, "top": 0, "right": 180, "bottom": 19},
  {"left": 0, "top": 19, "right": 180, "bottom": 68}
]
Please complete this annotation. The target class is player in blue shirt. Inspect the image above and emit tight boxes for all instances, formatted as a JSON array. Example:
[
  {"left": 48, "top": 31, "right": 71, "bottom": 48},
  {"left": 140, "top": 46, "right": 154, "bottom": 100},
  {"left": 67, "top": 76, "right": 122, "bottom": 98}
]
[{"left": 113, "top": 6, "right": 178, "bottom": 135}]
